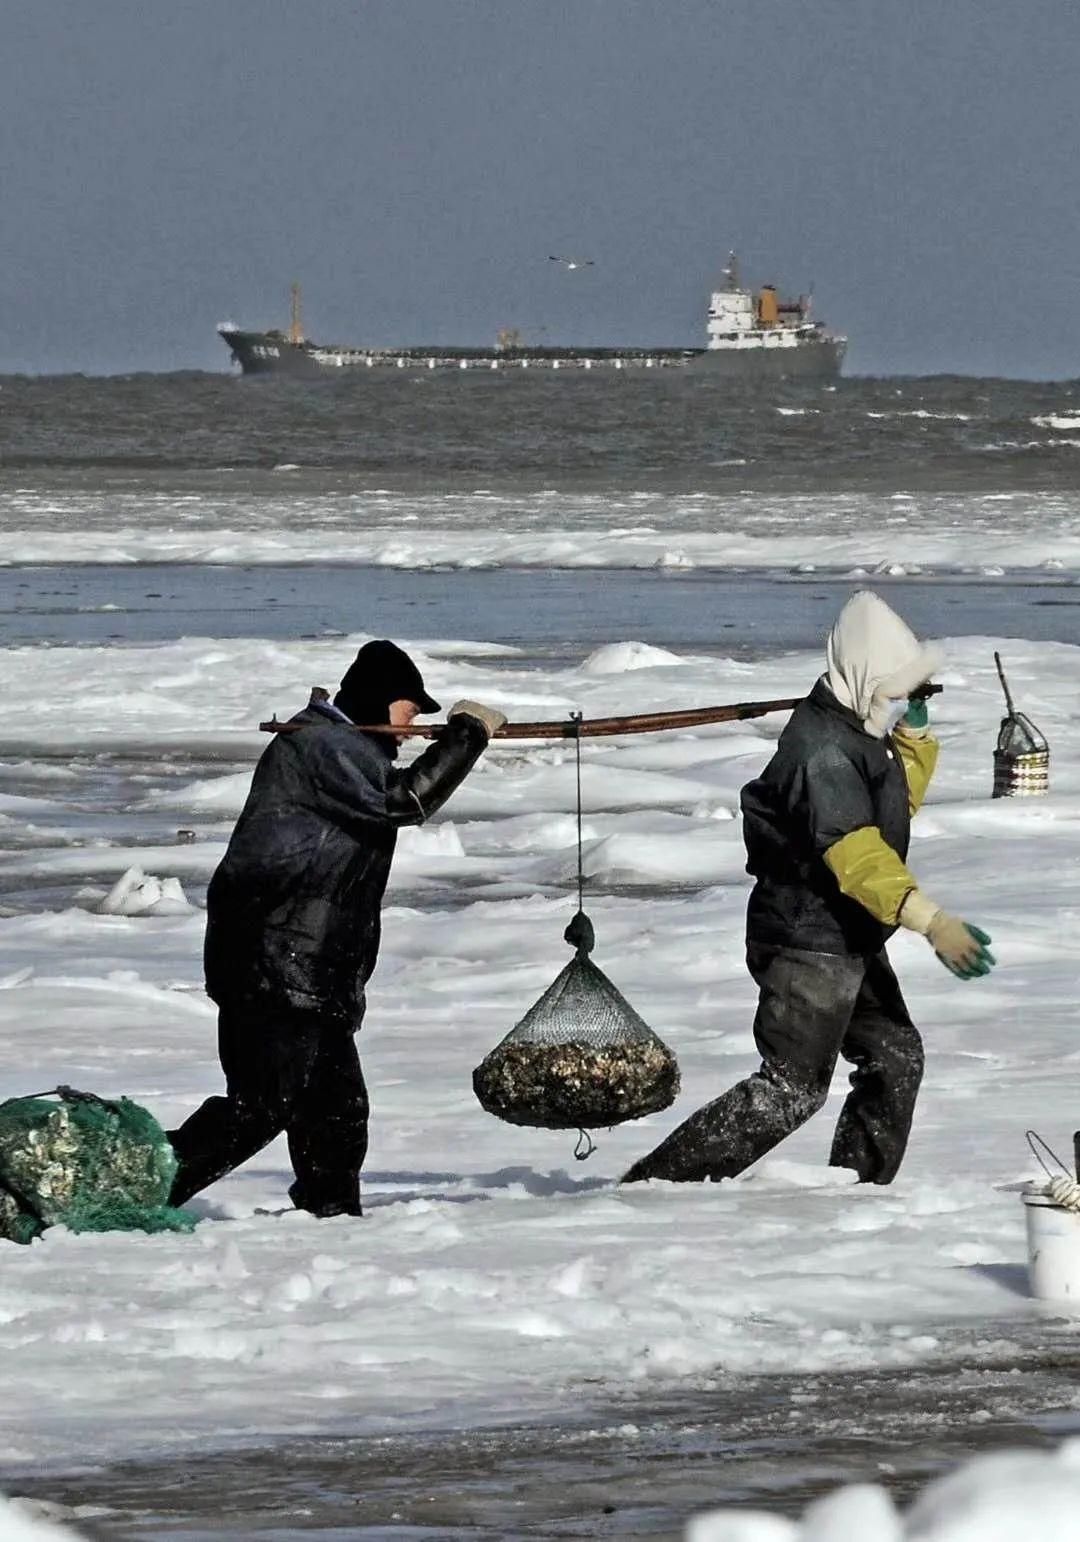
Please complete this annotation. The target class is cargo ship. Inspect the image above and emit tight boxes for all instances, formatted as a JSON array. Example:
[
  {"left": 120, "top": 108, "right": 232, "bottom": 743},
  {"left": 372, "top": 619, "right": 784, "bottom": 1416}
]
[{"left": 218, "top": 257, "right": 846, "bottom": 380}]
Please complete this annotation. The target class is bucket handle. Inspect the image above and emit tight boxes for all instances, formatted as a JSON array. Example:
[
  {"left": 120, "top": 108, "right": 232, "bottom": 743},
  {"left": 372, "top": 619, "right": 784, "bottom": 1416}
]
[{"left": 1026, "top": 1129, "right": 1073, "bottom": 1181}]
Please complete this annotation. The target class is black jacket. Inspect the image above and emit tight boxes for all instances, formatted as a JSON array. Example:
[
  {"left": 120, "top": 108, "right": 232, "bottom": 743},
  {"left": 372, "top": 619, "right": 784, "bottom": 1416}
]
[
  {"left": 740, "top": 679, "right": 911, "bottom": 956},
  {"left": 204, "top": 704, "right": 487, "bottom": 1017}
]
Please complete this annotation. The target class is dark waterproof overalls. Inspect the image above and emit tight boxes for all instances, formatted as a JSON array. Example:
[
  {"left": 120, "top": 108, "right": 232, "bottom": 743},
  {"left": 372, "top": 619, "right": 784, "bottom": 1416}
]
[
  {"left": 169, "top": 701, "right": 487, "bottom": 1215},
  {"left": 625, "top": 679, "right": 924, "bottom": 1186}
]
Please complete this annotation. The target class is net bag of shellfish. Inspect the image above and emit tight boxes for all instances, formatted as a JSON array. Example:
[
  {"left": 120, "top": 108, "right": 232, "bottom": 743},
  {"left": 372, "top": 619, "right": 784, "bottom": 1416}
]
[
  {"left": 472, "top": 913, "right": 680, "bottom": 1134},
  {"left": 0, "top": 1086, "right": 196, "bottom": 1244}
]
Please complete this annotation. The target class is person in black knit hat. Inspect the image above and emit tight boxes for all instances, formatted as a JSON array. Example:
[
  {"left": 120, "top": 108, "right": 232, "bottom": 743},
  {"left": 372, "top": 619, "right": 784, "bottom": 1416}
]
[{"left": 169, "top": 641, "right": 505, "bottom": 1217}]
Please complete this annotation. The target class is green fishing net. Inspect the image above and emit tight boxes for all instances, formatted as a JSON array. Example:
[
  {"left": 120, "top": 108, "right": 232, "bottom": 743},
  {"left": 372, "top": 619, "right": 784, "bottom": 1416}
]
[{"left": 0, "top": 1086, "right": 196, "bottom": 1245}]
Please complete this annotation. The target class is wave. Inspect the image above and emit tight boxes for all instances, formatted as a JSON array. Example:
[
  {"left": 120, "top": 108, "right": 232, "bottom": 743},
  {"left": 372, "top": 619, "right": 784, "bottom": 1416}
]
[
  {"left": 865, "top": 409, "right": 976, "bottom": 421},
  {"left": 1031, "top": 414, "right": 1080, "bottom": 430}
]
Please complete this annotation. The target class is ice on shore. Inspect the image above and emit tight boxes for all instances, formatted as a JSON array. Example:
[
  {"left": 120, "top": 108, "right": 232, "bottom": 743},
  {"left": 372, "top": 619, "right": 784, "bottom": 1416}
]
[
  {"left": 688, "top": 1441, "right": 1080, "bottom": 1541},
  {"left": 0, "top": 1496, "right": 87, "bottom": 1539},
  {"left": 95, "top": 867, "right": 193, "bottom": 916},
  {"left": 6, "top": 485, "right": 1080, "bottom": 573},
  {"left": 0, "top": 629, "right": 1079, "bottom": 1466}
]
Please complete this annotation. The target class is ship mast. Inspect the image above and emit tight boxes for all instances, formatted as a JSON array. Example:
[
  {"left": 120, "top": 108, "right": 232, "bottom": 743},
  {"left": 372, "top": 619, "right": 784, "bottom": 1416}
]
[
  {"left": 289, "top": 282, "right": 304, "bottom": 345},
  {"left": 722, "top": 251, "right": 740, "bottom": 291}
]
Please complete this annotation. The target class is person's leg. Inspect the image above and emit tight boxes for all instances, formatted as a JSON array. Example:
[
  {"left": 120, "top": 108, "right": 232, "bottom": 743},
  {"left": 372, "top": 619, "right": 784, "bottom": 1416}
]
[
  {"left": 168, "top": 1009, "right": 319, "bottom": 1206},
  {"left": 829, "top": 952, "right": 924, "bottom": 1184},
  {"left": 286, "top": 1026, "right": 370, "bottom": 1217},
  {"left": 623, "top": 946, "right": 866, "bottom": 1183}
]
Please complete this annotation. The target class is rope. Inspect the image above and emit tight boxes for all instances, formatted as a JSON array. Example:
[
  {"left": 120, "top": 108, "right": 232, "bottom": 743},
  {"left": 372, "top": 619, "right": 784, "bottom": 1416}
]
[
  {"left": 1026, "top": 1129, "right": 1080, "bottom": 1210},
  {"left": 569, "top": 713, "right": 598, "bottom": 1166},
  {"left": 571, "top": 710, "right": 584, "bottom": 916},
  {"left": 1045, "top": 1176, "right": 1080, "bottom": 1213}
]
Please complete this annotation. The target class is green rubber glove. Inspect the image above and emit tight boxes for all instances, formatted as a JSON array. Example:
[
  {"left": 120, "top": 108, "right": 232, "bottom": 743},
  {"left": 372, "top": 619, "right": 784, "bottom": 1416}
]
[
  {"left": 903, "top": 696, "right": 930, "bottom": 731},
  {"left": 926, "top": 913, "right": 996, "bottom": 979}
]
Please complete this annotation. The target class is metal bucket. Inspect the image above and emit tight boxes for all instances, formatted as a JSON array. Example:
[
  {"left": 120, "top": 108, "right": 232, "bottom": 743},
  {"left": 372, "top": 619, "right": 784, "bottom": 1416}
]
[
  {"left": 993, "top": 740, "right": 1050, "bottom": 799},
  {"left": 1023, "top": 1188, "right": 1080, "bottom": 1302},
  {"left": 992, "top": 654, "right": 1049, "bottom": 799}
]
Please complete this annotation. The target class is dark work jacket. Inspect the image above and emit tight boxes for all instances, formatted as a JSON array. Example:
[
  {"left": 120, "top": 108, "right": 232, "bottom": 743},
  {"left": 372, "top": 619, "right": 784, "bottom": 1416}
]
[
  {"left": 740, "top": 678, "right": 911, "bottom": 956},
  {"left": 204, "top": 705, "right": 487, "bottom": 1018}
]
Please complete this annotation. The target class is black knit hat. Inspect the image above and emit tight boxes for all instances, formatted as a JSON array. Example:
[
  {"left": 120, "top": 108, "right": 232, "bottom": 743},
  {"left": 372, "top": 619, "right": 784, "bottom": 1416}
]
[{"left": 334, "top": 640, "right": 440, "bottom": 724}]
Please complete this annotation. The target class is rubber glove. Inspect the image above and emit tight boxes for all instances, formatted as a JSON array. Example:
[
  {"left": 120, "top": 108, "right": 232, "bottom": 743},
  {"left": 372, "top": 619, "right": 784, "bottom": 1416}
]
[
  {"left": 925, "top": 913, "right": 995, "bottom": 979},
  {"left": 448, "top": 700, "right": 507, "bottom": 738},
  {"left": 901, "top": 695, "right": 930, "bottom": 732},
  {"left": 899, "top": 891, "right": 996, "bottom": 979}
]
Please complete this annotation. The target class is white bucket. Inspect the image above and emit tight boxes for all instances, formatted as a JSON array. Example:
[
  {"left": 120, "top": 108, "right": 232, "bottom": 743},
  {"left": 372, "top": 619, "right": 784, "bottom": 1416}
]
[{"left": 1023, "top": 1188, "right": 1080, "bottom": 1301}]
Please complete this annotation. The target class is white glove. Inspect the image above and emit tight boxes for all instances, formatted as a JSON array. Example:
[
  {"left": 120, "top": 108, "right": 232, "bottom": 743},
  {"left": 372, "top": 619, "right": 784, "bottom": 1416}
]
[{"left": 448, "top": 700, "right": 507, "bottom": 738}]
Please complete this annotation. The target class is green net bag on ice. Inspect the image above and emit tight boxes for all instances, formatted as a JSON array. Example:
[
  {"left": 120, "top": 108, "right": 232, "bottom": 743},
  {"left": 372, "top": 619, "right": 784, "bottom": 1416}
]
[{"left": 0, "top": 1086, "right": 196, "bottom": 1244}]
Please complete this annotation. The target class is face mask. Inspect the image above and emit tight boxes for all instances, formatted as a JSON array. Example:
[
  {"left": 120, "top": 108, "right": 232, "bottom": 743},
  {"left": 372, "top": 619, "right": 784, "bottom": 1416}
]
[{"left": 882, "top": 698, "right": 908, "bottom": 733}]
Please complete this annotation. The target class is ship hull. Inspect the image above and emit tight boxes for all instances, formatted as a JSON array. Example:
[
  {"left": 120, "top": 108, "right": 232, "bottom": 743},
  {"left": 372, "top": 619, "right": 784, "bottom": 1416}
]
[
  {"left": 690, "top": 336, "right": 846, "bottom": 380},
  {"left": 219, "top": 329, "right": 845, "bottom": 382}
]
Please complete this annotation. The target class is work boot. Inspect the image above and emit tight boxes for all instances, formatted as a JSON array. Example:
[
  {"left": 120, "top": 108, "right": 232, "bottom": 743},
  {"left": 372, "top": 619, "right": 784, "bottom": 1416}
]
[{"left": 288, "top": 1173, "right": 362, "bottom": 1218}]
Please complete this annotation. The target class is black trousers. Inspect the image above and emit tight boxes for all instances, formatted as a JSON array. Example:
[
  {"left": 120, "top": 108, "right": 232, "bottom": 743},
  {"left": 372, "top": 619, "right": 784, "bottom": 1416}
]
[
  {"left": 624, "top": 945, "right": 924, "bottom": 1186},
  {"left": 168, "top": 1006, "right": 370, "bottom": 1216}
]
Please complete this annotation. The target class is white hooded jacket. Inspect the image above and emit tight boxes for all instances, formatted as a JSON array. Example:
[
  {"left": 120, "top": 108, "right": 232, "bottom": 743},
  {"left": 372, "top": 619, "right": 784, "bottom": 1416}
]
[{"left": 825, "top": 591, "right": 943, "bottom": 738}]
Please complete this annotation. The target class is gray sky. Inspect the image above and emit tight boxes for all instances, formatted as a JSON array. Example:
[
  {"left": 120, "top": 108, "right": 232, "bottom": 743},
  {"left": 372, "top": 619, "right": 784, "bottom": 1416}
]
[{"left": 3, "top": 0, "right": 1079, "bottom": 376}]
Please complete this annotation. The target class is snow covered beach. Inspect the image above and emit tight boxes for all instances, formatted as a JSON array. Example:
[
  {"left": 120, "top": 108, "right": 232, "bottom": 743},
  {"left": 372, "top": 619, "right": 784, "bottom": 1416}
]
[
  {"left": 4, "top": 370, "right": 1080, "bottom": 1533},
  {"left": 1, "top": 625, "right": 1079, "bottom": 1493}
]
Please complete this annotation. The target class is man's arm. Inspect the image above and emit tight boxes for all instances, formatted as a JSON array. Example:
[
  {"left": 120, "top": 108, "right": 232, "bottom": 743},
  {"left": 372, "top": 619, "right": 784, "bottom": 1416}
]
[
  {"left": 892, "top": 695, "right": 939, "bottom": 814},
  {"left": 794, "top": 743, "right": 920, "bottom": 926},
  {"left": 306, "top": 702, "right": 502, "bottom": 834},
  {"left": 811, "top": 744, "right": 994, "bottom": 979},
  {"left": 385, "top": 709, "right": 492, "bottom": 825}
]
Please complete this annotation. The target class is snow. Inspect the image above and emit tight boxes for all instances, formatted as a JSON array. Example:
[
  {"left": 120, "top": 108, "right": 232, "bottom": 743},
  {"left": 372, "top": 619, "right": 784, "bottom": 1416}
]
[
  {"left": 687, "top": 1441, "right": 1080, "bottom": 1540},
  {"left": 95, "top": 866, "right": 194, "bottom": 916},
  {"left": 581, "top": 640, "right": 687, "bottom": 673},
  {"left": 8, "top": 486, "right": 1080, "bottom": 573},
  {"left": 0, "top": 1497, "right": 87, "bottom": 1539},
  {"left": 1, "top": 626, "right": 1080, "bottom": 1469}
]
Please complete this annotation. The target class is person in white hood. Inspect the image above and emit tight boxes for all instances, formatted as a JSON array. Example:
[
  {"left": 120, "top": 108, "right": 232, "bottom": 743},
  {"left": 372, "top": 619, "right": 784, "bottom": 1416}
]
[{"left": 624, "top": 591, "right": 993, "bottom": 1188}]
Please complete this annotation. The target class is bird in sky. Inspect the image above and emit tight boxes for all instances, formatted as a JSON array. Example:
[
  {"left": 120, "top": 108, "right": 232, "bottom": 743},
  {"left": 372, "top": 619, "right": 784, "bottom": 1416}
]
[{"left": 548, "top": 254, "right": 595, "bottom": 271}]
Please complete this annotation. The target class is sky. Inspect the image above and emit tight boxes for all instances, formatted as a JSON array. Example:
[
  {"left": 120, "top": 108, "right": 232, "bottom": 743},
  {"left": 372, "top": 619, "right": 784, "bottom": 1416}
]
[{"left": 2, "top": 0, "right": 1079, "bottom": 377}]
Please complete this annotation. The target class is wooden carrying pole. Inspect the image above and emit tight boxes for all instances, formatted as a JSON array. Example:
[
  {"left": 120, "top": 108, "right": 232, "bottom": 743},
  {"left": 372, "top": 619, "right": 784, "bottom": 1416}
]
[{"left": 259, "top": 694, "right": 803, "bottom": 741}]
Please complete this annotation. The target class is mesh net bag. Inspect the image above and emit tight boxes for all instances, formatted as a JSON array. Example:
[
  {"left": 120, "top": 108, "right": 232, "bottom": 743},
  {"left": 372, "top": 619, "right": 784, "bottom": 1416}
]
[
  {"left": 473, "top": 913, "right": 680, "bottom": 1132},
  {"left": 992, "top": 652, "right": 1050, "bottom": 799},
  {"left": 0, "top": 1086, "right": 196, "bottom": 1244}
]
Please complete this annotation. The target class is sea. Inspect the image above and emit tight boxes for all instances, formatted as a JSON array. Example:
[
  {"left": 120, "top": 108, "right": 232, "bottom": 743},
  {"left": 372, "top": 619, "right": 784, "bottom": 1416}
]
[
  {"left": 3, "top": 369, "right": 1080, "bottom": 649},
  {"left": 3, "top": 368, "right": 1080, "bottom": 1540}
]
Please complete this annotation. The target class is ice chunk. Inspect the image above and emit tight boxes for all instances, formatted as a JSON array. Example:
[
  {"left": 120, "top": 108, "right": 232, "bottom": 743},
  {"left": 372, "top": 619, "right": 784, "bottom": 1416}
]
[
  {"left": 686, "top": 1512, "right": 797, "bottom": 1541},
  {"left": 96, "top": 867, "right": 193, "bottom": 916},
  {"left": 396, "top": 822, "right": 465, "bottom": 858},
  {"left": 581, "top": 641, "right": 685, "bottom": 674},
  {"left": 0, "top": 1494, "right": 89, "bottom": 1538}
]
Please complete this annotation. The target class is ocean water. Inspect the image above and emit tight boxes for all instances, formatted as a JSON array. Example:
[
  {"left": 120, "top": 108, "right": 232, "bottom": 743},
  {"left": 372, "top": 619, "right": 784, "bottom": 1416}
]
[
  {"left": 3, "top": 370, "right": 1080, "bottom": 485},
  {"left": 5, "top": 563, "right": 1080, "bottom": 651},
  {"left": 3, "top": 371, "right": 1080, "bottom": 575}
]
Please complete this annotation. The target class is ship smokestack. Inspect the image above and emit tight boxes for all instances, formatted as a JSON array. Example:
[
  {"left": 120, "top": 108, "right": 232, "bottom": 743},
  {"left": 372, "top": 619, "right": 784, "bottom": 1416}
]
[{"left": 289, "top": 282, "right": 304, "bottom": 345}]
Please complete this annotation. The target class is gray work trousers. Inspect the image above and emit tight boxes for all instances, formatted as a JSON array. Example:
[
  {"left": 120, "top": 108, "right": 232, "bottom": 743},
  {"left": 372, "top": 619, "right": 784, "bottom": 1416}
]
[{"left": 623, "top": 944, "right": 924, "bottom": 1186}]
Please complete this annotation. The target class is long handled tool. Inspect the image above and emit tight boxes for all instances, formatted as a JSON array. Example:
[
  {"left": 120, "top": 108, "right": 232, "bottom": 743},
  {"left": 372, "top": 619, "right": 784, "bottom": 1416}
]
[
  {"left": 259, "top": 681, "right": 943, "bottom": 742},
  {"left": 260, "top": 692, "right": 803, "bottom": 741}
]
